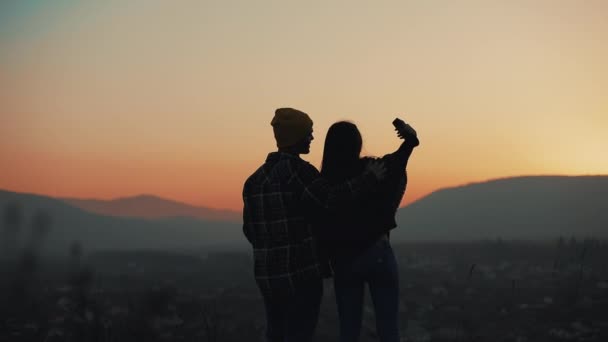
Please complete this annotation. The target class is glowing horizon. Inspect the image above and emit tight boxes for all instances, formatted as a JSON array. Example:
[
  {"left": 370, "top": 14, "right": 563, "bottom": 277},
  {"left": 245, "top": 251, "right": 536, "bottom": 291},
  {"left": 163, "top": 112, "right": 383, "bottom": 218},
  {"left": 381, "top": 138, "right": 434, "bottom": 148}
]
[{"left": 1, "top": 1, "right": 607, "bottom": 211}]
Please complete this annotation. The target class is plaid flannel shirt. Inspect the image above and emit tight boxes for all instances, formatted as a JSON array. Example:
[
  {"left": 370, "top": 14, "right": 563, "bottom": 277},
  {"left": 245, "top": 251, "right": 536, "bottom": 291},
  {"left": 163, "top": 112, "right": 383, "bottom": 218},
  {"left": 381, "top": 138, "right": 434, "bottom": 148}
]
[{"left": 242, "top": 152, "right": 376, "bottom": 296}]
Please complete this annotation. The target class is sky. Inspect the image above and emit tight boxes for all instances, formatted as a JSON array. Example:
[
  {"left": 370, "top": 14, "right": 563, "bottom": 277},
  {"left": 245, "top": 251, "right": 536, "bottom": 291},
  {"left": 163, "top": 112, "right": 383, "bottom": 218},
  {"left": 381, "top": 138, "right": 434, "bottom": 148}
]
[{"left": 1, "top": 0, "right": 607, "bottom": 211}]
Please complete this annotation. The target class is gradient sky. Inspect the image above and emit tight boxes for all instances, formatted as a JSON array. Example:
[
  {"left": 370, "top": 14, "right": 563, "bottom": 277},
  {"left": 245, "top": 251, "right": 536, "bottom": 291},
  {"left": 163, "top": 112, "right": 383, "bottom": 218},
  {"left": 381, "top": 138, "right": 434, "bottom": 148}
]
[{"left": 1, "top": 0, "right": 607, "bottom": 211}]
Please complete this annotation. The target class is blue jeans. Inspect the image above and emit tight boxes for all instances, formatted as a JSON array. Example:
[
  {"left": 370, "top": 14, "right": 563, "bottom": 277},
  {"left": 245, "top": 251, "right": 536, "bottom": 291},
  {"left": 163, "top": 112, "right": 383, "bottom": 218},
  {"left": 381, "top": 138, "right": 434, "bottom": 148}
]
[
  {"left": 333, "top": 238, "right": 400, "bottom": 342},
  {"left": 262, "top": 280, "right": 323, "bottom": 342}
]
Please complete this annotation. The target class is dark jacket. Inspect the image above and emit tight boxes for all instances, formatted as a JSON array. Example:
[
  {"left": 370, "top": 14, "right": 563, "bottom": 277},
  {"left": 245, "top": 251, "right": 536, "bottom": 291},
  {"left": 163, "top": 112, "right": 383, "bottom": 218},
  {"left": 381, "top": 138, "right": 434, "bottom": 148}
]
[
  {"left": 242, "top": 152, "right": 377, "bottom": 296},
  {"left": 320, "top": 138, "right": 418, "bottom": 264}
]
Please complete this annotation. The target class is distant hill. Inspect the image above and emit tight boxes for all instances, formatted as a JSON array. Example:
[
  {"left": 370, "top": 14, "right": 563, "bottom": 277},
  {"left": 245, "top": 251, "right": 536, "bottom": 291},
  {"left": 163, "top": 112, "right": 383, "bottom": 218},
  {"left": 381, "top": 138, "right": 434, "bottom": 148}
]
[
  {"left": 393, "top": 176, "right": 608, "bottom": 241},
  {"left": 0, "top": 190, "right": 246, "bottom": 256},
  {"left": 3, "top": 175, "right": 607, "bottom": 256},
  {"left": 61, "top": 195, "right": 241, "bottom": 223}
]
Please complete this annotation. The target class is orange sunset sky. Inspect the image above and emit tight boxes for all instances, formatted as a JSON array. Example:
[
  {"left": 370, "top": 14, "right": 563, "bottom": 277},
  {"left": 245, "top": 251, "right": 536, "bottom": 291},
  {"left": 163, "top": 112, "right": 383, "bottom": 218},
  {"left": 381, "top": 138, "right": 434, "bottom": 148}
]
[{"left": 1, "top": 1, "right": 607, "bottom": 211}]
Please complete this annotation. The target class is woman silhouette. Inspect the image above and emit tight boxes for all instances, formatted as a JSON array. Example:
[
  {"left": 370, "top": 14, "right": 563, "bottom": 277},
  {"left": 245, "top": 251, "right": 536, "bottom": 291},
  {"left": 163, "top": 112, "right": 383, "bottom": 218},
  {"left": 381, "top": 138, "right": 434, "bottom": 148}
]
[{"left": 319, "top": 118, "right": 419, "bottom": 342}]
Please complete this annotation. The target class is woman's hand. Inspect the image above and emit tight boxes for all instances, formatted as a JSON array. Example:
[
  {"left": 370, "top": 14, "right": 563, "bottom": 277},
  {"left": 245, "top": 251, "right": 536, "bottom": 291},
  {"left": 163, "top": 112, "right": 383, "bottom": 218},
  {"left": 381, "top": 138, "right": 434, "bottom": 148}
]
[{"left": 393, "top": 118, "right": 419, "bottom": 147}]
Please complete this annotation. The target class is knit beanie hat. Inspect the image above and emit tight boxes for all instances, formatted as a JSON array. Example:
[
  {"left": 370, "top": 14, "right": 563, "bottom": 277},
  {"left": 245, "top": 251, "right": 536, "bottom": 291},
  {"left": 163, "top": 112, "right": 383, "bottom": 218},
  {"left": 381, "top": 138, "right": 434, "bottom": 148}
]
[{"left": 271, "top": 108, "right": 313, "bottom": 148}]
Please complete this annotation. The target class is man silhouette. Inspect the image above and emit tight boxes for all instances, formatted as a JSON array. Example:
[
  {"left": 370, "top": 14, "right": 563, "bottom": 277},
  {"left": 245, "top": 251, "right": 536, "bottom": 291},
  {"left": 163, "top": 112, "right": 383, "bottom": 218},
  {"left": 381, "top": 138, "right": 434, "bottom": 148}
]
[{"left": 242, "top": 108, "right": 385, "bottom": 342}]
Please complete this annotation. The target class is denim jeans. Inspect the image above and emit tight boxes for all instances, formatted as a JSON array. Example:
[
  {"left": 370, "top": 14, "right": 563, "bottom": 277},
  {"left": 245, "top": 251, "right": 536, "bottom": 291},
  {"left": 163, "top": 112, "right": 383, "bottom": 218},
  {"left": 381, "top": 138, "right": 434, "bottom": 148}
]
[
  {"left": 333, "top": 237, "right": 400, "bottom": 342},
  {"left": 261, "top": 280, "right": 323, "bottom": 342}
]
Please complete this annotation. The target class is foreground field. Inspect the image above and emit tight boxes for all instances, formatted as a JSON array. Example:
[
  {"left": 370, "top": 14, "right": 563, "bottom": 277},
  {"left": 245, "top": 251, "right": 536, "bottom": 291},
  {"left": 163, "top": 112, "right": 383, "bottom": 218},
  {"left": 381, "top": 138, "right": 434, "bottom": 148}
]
[{"left": 1, "top": 239, "right": 607, "bottom": 342}]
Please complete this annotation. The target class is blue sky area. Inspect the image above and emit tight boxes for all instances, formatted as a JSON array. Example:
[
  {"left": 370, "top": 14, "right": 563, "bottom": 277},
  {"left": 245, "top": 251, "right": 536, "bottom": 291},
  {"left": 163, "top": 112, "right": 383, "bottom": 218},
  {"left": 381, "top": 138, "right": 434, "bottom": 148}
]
[{"left": 0, "top": 0, "right": 71, "bottom": 40}]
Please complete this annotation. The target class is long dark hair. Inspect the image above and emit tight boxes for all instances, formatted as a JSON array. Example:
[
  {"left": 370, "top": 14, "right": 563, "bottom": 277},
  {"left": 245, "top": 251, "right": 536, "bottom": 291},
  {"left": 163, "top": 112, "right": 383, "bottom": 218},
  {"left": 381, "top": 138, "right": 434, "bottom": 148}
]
[{"left": 321, "top": 121, "right": 363, "bottom": 182}]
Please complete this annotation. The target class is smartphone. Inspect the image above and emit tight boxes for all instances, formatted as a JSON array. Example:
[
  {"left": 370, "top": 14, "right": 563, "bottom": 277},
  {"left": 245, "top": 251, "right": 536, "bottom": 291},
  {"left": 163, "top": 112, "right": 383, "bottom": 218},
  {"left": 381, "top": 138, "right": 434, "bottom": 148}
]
[
  {"left": 393, "top": 118, "right": 419, "bottom": 146},
  {"left": 392, "top": 118, "right": 408, "bottom": 136}
]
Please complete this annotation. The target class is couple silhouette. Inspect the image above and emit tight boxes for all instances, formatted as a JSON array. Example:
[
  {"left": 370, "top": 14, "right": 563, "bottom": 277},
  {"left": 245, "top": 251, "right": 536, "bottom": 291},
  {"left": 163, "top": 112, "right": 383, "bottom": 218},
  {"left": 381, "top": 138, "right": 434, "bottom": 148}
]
[{"left": 243, "top": 107, "right": 419, "bottom": 342}]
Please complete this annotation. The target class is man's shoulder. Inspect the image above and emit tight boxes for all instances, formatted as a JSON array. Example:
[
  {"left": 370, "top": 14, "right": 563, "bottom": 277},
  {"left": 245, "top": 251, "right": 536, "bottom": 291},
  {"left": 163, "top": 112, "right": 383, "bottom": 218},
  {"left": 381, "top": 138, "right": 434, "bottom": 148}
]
[
  {"left": 243, "top": 164, "right": 266, "bottom": 187},
  {"left": 272, "top": 153, "right": 318, "bottom": 174},
  {"left": 292, "top": 157, "right": 315, "bottom": 170},
  {"left": 290, "top": 158, "right": 320, "bottom": 181},
  {"left": 245, "top": 153, "right": 319, "bottom": 186}
]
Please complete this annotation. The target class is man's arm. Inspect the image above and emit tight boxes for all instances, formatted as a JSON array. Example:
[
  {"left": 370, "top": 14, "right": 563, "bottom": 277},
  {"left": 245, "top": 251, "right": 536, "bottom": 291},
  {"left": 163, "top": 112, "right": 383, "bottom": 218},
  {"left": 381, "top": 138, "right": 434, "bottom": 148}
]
[
  {"left": 242, "top": 206, "right": 253, "bottom": 244},
  {"left": 242, "top": 181, "right": 254, "bottom": 244},
  {"left": 293, "top": 161, "right": 382, "bottom": 214}
]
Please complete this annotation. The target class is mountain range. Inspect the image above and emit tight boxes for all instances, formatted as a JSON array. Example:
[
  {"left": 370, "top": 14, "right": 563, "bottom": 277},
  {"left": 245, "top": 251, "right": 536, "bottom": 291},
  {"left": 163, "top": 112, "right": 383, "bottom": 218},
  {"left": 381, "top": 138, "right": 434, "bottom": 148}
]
[
  {"left": 393, "top": 175, "right": 608, "bottom": 241},
  {"left": 61, "top": 195, "right": 241, "bottom": 222},
  {"left": 1, "top": 175, "right": 606, "bottom": 256},
  {"left": 0, "top": 190, "right": 245, "bottom": 256}
]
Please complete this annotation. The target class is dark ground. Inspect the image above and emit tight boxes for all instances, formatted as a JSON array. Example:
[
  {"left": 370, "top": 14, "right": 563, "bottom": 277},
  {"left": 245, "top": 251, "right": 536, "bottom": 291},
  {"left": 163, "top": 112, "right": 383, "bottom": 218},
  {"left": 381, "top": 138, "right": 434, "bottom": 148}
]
[{"left": 1, "top": 236, "right": 607, "bottom": 342}]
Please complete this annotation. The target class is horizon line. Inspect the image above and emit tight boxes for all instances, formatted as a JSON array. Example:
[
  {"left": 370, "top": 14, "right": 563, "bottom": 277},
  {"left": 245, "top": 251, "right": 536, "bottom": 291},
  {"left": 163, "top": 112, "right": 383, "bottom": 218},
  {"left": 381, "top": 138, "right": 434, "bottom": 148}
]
[{"left": 2, "top": 173, "right": 607, "bottom": 213}]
